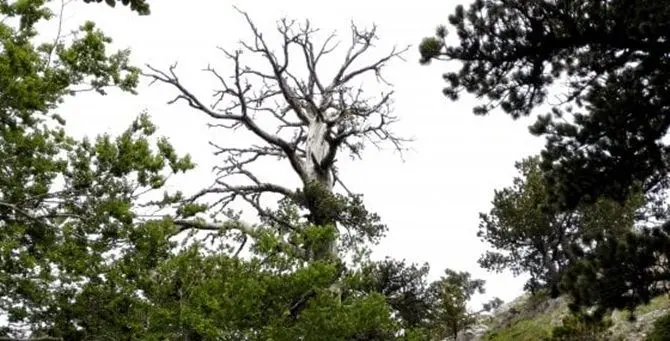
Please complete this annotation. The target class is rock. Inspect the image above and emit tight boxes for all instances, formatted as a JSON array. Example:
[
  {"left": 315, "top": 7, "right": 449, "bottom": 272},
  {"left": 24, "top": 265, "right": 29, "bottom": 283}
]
[
  {"left": 455, "top": 323, "right": 489, "bottom": 341},
  {"left": 617, "top": 308, "right": 670, "bottom": 341}
]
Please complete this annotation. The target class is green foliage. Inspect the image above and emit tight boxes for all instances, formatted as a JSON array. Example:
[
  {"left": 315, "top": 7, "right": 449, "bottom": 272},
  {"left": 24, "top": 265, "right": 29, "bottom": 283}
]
[
  {"left": 0, "top": 115, "right": 193, "bottom": 334},
  {"left": 561, "top": 224, "right": 670, "bottom": 317},
  {"left": 646, "top": 310, "right": 670, "bottom": 341},
  {"left": 549, "top": 314, "right": 613, "bottom": 341},
  {"left": 45, "top": 243, "right": 405, "bottom": 340},
  {"left": 0, "top": 0, "right": 190, "bottom": 337},
  {"left": 82, "top": 0, "right": 151, "bottom": 15},
  {"left": 425, "top": 269, "right": 497, "bottom": 340},
  {"left": 423, "top": 0, "right": 670, "bottom": 314},
  {"left": 478, "top": 156, "right": 641, "bottom": 295},
  {"left": 353, "top": 258, "right": 433, "bottom": 329},
  {"left": 131, "top": 11, "right": 414, "bottom": 339},
  {"left": 255, "top": 181, "right": 389, "bottom": 264},
  {"left": 0, "top": 2, "right": 459, "bottom": 339},
  {"left": 296, "top": 181, "right": 387, "bottom": 249}
]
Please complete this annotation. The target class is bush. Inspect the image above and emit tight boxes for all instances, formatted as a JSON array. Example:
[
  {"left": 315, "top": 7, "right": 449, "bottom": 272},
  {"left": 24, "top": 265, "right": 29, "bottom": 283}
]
[
  {"left": 550, "top": 313, "right": 612, "bottom": 341},
  {"left": 646, "top": 311, "right": 670, "bottom": 341}
]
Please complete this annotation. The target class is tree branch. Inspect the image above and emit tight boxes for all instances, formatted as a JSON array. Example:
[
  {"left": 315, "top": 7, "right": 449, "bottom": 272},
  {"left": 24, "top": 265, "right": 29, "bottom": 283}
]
[
  {"left": 0, "top": 337, "right": 63, "bottom": 341},
  {"left": 143, "top": 8, "right": 409, "bottom": 261},
  {"left": 143, "top": 57, "right": 309, "bottom": 183},
  {"left": 172, "top": 219, "right": 306, "bottom": 259}
]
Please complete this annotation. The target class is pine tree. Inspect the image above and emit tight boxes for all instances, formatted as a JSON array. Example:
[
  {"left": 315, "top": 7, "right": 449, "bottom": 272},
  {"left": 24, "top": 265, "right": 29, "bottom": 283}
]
[
  {"left": 478, "top": 156, "right": 642, "bottom": 296},
  {"left": 419, "top": 0, "right": 670, "bottom": 314},
  {"left": 0, "top": 3, "right": 432, "bottom": 339}
]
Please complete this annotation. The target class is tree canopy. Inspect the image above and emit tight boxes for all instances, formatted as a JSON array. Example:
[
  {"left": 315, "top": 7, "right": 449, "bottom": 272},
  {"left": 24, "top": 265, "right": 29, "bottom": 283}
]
[
  {"left": 0, "top": 0, "right": 188, "bottom": 337},
  {"left": 13, "top": 0, "right": 670, "bottom": 338},
  {"left": 477, "top": 156, "right": 642, "bottom": 296},
  {"left": 0, "top": 1, "right": 502, "bottom": 340},
  {"left": 421, "top": 0, "right": 670, "bottom": 316}
]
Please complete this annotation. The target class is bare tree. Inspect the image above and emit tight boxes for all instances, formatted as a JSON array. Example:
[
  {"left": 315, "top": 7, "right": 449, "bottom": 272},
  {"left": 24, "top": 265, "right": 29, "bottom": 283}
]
[{"left": 143, "top": 8, "right": 409, "bottom": 263}]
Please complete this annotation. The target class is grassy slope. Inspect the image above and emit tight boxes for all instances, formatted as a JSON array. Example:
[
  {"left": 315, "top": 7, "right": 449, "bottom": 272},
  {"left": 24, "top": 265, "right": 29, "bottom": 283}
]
[{"left": 481, "top": 294, "right": 670, "bottom": 341}]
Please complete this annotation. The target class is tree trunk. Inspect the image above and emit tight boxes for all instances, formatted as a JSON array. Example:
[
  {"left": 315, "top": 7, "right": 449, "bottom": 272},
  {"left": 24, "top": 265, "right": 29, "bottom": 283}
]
[
  {"left": 304, "top": 118, "right": 341, "bottom": 297},
  {"left": 305, "top": 119, "right": 333, "bottom": 190},
  {"left": 304, "top": 118, "right": 338, "bottom": 258}
]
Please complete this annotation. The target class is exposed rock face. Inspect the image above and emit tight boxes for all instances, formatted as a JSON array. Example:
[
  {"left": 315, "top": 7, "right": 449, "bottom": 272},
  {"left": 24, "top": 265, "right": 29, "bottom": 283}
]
[
  {"left": 611, "top": 308, "right": 670, "bottom": 341},
  {"left": 462, "top": 292, "right": 670, "bottom": 341},
  {"left": 455, "top": 323, "right": 489, "bottom": 341}
]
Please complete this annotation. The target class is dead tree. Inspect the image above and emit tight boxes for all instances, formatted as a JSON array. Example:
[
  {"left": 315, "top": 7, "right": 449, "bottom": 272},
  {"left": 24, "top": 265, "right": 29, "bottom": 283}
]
[{"left": 143, "top": 8, "right": 408, "bottom": 262}]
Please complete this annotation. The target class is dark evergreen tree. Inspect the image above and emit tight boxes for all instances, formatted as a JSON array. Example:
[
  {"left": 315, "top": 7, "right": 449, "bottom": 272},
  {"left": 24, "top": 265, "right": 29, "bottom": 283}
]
[
  {"left": 354, "top": 258, "right": 433, "bottom": 329},
  {"left": 419, "top": 0, "right": 670, "bottom": 208},
  {"left": 420, "top": 0, "right": 670, "bottom": 314},
  {"left": 0, "top": 2, "right": 436, "bottom": 339},
  {"left": 424, "top": 269, "right": 501, "bottom": 340},
  {"left": 478, "top": 156, "right": 641, "bottom": 296}
]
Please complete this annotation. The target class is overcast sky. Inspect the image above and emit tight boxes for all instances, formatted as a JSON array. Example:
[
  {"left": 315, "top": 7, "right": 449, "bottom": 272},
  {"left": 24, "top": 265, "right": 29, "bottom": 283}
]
[{"left": 49, "top": 0, "right": 547, "bottom": 307}]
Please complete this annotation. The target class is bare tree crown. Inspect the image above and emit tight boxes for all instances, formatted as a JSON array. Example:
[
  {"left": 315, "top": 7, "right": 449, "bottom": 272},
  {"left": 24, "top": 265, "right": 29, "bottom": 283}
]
[{"left": 144, "top": 8, "right": 409, "bottom": 255}]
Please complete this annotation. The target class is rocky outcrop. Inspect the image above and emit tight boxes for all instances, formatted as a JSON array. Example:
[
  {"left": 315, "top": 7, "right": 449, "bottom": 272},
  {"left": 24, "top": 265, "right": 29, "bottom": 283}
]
[
  {"left": 455, "top": 323, "right": 489, "bottom": 341},
  {"left": 610, "top": 307, "right": 670, "bottom": 341},
  {"left": 468, "top": 292, "right": 670, "bottom": 341}
]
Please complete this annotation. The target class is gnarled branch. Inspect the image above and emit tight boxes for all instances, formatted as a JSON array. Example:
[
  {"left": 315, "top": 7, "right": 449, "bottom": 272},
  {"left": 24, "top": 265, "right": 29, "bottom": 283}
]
[{"left": 143, "top": 8, "right": 408, "bottom": 259}]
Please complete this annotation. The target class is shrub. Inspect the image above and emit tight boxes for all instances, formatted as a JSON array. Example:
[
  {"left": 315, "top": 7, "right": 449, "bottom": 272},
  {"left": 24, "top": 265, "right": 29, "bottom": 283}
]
[
  {"left": 646, "top": 311, "right": 670, "bottom": 341},
  {"left": 550, "top": 313, "right": 612, "bottom": 341}
]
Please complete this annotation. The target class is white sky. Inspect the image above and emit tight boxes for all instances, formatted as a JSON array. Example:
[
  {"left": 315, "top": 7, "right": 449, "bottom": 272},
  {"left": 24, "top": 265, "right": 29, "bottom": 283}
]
[{"left": 48, "top": 0, "right": 547, "bottom": 307}]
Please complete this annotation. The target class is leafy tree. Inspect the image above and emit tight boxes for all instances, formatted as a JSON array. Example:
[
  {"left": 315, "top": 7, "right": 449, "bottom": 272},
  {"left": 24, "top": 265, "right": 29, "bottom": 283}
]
[
  {"left": 425, "top": 269, "right": 501, "bottom": 340},
  {"left": 58, "top": 243, "right": 400, "bottom": 341},
  {"left": 549, "top": 313, "right": 613, "bottom": 341},
  {"left": 1, "top": 2, "right": 432, "bottom": 340},
  {"left": 0, "top": 0, "right": 197, "bottom": 338},
  {"left": 420, "top": 0, "right": 670, "bottom": 313},
  {"left": 0, "top": 1, "right": 508, "bottom": 339},
  {"left": 559, "top": 222, "right": 670, "bottom": 317},
  {"left": 418, "top": 0, "right": 670, "bottom": 208},
  {"left": 143, "top": 6, "right": 410, "bottom": 320},
  {"left": 478, "top": 156, "right": 642, "bottom": 295},
  {"left": 353, "top": 258, "right": 433, "bottom": 330}
]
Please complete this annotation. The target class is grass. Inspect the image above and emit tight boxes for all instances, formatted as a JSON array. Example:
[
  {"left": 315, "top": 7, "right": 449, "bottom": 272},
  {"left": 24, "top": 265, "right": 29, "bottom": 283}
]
[
  {"left": 636, "top": 295, "right": 670, "bottom": 315},
  {"left": 645, "top": 310, "right": 670, "bottom": 341},
  {"left": 485, "top": 314, "right": 554, "bottom": 341},
  {"left": 483, "top": 292, "right": 566, "bottom": 341},
  {"left": 612, "top": 295, "right": 670, "bottom": 322},
  {"left": 484, "top": 294, "right": 670, "bottom": 341}
]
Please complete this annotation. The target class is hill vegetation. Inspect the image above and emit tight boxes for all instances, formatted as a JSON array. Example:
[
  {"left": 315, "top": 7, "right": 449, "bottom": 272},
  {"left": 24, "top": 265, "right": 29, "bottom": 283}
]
[{"left": 1, "top": 0, "right": 669, "bottom": 340}]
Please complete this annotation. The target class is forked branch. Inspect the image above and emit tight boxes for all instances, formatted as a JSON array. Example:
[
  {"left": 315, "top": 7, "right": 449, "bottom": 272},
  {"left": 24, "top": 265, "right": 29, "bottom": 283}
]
[{"left": 143, "top": 8, "right": 409, "bottom": 248}]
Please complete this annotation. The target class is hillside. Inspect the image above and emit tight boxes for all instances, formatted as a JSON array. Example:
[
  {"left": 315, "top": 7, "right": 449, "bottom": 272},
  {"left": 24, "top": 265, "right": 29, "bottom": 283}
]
[{"left": 455, "top": 292, "right": 670, "bottom": 341}]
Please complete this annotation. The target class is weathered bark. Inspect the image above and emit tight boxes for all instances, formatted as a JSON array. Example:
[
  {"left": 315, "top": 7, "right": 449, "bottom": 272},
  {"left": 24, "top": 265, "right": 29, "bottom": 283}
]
[
  {"left": 143, "top": 8, "right": 408, "bottom": 261},
  {"left": 144, "top": 10, "right": 408, "bottom": 313},
  {"left": 305, "top": 119, "right": 333, "bottom": 191}
]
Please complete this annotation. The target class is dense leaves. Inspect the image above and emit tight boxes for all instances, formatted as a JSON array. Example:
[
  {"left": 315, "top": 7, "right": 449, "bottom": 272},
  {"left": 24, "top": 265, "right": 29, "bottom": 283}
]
[
  {"left": 478, "top": 156, "right": 641, "bottom": 295},
  {"left": 561, "top": 222, "right": 670, "bottom": 317},
  {"left": 0, "top": 1, "right": 505, "bottom": 339},
  {"left": 354, "top": 258, "right": 433, "bottom": 329},
  {"left": 420, "top": 0, "right": 670, "bottom": 209},
  {"left": 0, "top": 0, "right": 188, "bottom": 337},
  {"left": 422, "top": 0, "right": 670, "bottom": 315},
  {"left": 82, "top": 0, "right": 151, "bottom": 15},
  {"left": 424, "top": 269, "right": 500, "bottom": 340},
  {"left": 61, "top": 246, "right": 399, "bottom": 341}
]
